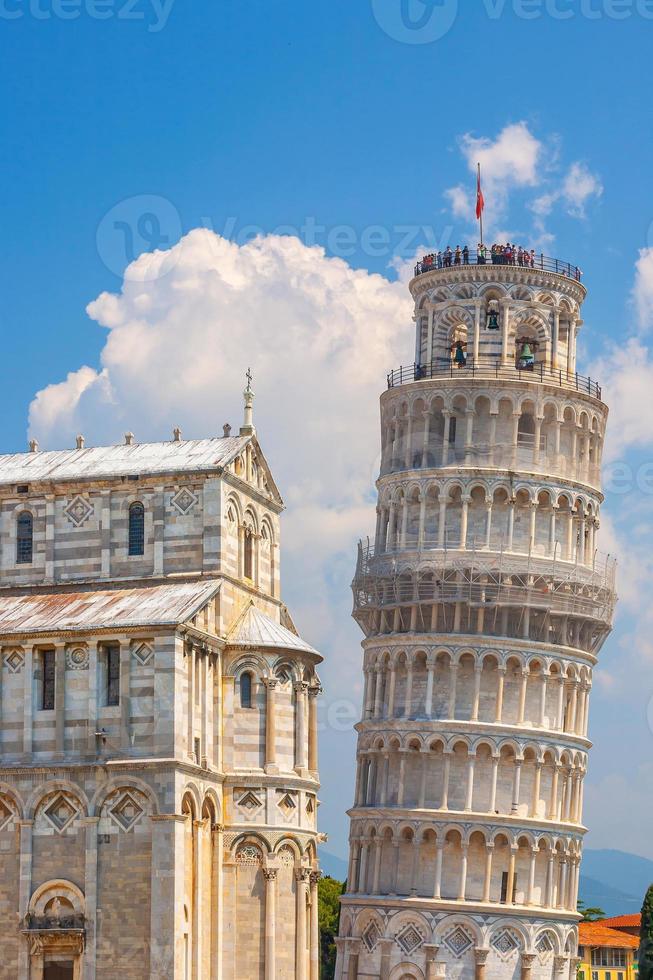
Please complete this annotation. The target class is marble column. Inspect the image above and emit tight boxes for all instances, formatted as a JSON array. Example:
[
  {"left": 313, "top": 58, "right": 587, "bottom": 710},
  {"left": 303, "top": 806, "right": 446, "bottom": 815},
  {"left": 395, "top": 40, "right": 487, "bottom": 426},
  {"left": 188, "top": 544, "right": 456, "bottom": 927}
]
[
  {"left": 264, "top": 869, "right": 277, "bottom": 980},
  {"left": 265, "top": 678, "right": 278, "bottom": 773},
  {"left": 295, "top": 869, "right": 310, "bottom": 980},
  {"left": 310, "top": 872, "right": 320, "bottom": 980}
]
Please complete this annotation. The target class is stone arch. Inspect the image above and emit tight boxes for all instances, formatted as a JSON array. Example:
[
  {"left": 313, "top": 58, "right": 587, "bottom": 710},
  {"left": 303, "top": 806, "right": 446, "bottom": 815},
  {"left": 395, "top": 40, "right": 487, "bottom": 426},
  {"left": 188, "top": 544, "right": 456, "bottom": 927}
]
[
  {"left": 435, "top": 913, "right": 482, "bottom": 946},
  {"left": 231, "top": 832, "right": 271, "bottom": 858},
  {"left": 29, "top": 878, "right": 85, "bottom": 917},
  {"left": 180, "top": 784, "right": 202, "bottom": 819},
  {"left": 0, "top": 783, "right": 25, "bottom": 820},
  {"left": 90, "top": 776, "right": 159, "bottom": 817},
  {"left": 28, "top": 781, "right": 89, "bottom": 821},
  {"left": 389, "top": 964, "right": 425, "bottom": 980}
]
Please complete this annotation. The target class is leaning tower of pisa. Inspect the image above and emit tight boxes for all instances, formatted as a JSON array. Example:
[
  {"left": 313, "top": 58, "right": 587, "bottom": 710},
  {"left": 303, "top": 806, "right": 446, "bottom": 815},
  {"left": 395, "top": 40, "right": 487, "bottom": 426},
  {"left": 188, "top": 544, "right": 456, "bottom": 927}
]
[{"left": 335, "top": 250, "right": 617, "bottom": 980}]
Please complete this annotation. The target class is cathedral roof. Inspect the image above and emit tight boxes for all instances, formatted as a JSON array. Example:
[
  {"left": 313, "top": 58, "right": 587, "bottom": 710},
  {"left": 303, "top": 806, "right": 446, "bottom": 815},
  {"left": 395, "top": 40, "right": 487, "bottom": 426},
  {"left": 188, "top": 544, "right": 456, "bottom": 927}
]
[
  {"left": 0, "top": 436, "right": 250, "bottom": 486},
  {"left": 226, "top": 601, "right": 320, "bottom": 658},
  {"left": 0, "top": 579, "right": 220, "bottom": 635}
]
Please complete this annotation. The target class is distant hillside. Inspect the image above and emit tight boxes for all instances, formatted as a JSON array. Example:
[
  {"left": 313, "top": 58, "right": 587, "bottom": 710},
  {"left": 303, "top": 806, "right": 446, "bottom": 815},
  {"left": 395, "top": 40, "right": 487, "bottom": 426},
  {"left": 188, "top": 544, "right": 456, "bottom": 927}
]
[
  {"left": 582, "top": 850, "right": 653, "bottom": 904},
  {"left": 319, "top": 850, "right": 348, "bottom": 882}
]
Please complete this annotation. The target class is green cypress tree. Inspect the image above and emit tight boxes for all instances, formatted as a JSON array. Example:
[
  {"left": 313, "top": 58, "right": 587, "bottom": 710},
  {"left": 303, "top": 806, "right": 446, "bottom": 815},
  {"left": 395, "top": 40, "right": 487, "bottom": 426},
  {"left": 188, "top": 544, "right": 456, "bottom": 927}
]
[{"left": 640, "top": 884, "right": 653, "bottom": 980}]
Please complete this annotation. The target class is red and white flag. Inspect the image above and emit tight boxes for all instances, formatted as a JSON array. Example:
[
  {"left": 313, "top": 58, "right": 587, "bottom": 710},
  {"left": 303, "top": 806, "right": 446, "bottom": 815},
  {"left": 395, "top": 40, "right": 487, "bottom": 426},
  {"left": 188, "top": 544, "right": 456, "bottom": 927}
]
[{"left": 476, "top": 163, "right": 485, "bottom": 220}]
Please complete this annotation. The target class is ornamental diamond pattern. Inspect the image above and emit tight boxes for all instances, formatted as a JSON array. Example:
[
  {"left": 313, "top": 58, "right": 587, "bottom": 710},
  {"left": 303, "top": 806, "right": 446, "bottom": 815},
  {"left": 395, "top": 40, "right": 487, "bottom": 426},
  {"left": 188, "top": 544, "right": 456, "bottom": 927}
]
[
  {"left": 492, "top": 930, "right": 520, "bottom": 957},
  {"left": 444, "top": 927, "right": 473, "bottom": 958},
  {"left": 536, "top": 933, "right": 555, "bottom": 956},
  {"left": 4, "top": 649, "right": 24, "bottom": 674},
  {"left": 64, "top": 495, "right": 94, "bottom": 527},
  {"left": 278, "top": 793, "right": 296, "bottom": 813},
  {"left": 132, "top": 642, "right": 154, "bottom": 667},
  {"left": 238, "top": 792, "right": 263, "bottom": 812},
  {"left": 171, "top": 487, "right": 198, "bottom": 516},
  {"left": 362, "top": 921, "right": 381, "bottom": 953},
  {"left": 44, "top": 795, "right": 78, "bottom": 834},
  {"left": 110, "top": 793, "right": 144, "bottom": 832},
  {"left": 0, "top": 800, "right": 12, "bottom": 831},
  {"left": 396, "top": 924, "right": 423, "bottom": 954}
]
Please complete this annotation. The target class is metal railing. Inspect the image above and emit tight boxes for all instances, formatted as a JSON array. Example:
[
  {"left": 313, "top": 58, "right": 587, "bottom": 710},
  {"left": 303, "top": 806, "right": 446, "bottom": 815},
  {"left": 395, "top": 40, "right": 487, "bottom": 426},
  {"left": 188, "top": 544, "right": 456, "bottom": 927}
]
[
  {"left": 387, "top": 359, "right": 602, "bottom": 400},
  {"left": 414, "top": 249, "right": 582, "bottom": 281},
  {"left": 358, "top": 537, "right": 618, "bottom": 586}
]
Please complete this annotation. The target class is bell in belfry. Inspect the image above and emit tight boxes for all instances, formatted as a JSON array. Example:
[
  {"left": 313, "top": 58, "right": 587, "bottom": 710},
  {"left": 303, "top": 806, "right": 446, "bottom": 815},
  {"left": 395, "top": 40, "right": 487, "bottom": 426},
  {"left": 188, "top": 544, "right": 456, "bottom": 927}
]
[
  {"left": 454, "top": 340, "right": 467, "bottom": 367},
  {"left": 518, "top": 340, "right": 535, "bottom": 370},
  {"left": 487, "top": 308, "right": 500, "bottom": 330}
]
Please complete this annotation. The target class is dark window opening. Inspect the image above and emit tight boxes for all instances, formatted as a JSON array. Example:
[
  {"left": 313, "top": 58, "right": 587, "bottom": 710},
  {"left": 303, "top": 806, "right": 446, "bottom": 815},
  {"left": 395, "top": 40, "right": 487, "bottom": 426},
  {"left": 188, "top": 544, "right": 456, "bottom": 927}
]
[
  {"left": 16, "top": 511, "right": 33, "bottom": 564},
  {"left": 244, "top": 529, "right": 254, "bottom": 579},
  {"left": 500, "top": 871, "right": 517, "bottom": 903},
  {"left": 41, "top": 650, "right": 55, "bottom": 711},
  {"left": 128, "top": 502, "right": 145, "bottom": 556},
  {"left": 240, "top": 671, "right": 253, "bottom": 708},
  {"left": 194, "top": 737, "right": 201, "bottom": 765},
  {"left": 106, "top": 645, "right": 120, "bottom": 706},
  {"left": 448, "top": 417, "right": 457, "bottom": 445}
]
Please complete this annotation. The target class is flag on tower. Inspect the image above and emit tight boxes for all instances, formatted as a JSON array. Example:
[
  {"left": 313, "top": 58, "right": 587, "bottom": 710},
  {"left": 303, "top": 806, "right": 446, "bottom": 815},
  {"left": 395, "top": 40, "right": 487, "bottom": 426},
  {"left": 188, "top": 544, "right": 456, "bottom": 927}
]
[{"left": 476, "top": 163, "right": 485, "bottom": 220}]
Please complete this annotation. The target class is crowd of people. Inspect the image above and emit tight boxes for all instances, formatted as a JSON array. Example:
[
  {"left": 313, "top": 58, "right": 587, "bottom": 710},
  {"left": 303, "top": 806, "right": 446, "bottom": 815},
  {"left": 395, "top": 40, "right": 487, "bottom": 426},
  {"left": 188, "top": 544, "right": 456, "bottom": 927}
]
[{"left": 416, "top": 244, "right": 582, "bottom": 280}]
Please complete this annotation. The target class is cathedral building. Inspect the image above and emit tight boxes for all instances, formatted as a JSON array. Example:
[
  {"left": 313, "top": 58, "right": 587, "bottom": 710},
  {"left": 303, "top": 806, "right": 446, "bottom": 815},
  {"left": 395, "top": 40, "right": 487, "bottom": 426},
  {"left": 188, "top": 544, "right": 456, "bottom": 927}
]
[
  {"left": 335, "top": 251, "right": 617, "bottom": 980},
  {"left": 0, "top": 382, "right": 322, "bottom": 980}
]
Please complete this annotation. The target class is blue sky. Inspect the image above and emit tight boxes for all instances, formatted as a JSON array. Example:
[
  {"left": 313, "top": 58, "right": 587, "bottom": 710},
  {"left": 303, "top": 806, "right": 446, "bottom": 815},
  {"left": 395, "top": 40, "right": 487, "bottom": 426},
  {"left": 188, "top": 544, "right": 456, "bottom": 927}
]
[{"left": 2, "top": 0, "right": 653, "bottom": 860}]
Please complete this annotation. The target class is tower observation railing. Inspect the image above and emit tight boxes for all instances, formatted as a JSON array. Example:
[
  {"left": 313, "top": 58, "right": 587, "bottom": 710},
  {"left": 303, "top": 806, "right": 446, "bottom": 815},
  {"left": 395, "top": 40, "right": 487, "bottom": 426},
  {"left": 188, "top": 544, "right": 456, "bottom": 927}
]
[
  {"left": 387, "top": 359, "right": 602, "bottom": 400},
  {"left": 414, "top": 249, "right": 582, "bottom": 280},
  {"left": 352, "top": 539, "right": 617, "bottom": 653}
]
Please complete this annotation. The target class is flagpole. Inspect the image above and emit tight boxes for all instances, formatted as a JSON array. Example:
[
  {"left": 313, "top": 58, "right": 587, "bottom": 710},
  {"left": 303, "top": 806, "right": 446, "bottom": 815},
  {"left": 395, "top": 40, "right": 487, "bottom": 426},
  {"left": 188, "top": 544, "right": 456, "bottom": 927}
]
[{"left": 478, "top": 162, "right": 483, "bottom": 246}]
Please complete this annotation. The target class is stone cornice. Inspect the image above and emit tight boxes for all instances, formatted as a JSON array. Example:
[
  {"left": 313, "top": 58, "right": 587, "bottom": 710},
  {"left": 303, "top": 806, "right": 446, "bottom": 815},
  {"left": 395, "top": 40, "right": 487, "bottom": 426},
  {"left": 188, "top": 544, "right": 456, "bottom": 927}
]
[{"left": 359, "top": 633, "right": 598, "bottom": 667}]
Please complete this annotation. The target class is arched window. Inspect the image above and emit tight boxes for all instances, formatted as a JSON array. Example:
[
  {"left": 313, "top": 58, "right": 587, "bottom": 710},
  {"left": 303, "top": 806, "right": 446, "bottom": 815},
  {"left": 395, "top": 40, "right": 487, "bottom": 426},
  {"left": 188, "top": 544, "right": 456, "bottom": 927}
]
[
  {"left": 16, "top": 511, "right": 33, "bottom": 564},
  {"left": 128, "top": 502, "right": 145, "bottom": 556},
  {"left": 243, "top": 527, "right": 254, "bottom": 580},
  {"left": 240, "top": 671, "right": 253, "bottom": 708}
]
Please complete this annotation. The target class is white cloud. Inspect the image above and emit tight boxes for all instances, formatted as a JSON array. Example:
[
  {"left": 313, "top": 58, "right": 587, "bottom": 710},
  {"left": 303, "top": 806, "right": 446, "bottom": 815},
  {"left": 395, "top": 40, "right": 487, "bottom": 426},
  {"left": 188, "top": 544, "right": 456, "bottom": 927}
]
[
  {"left": 444, "top": 123, "right": 602, "bottom": 243},
  {"left": 589, "top": 339, "right": 653, "bottom": 458},
  {"left": 562, "top": 161, "right": 603, "bottom": 217},
  {"left": 446, "top": 122, "right": 543, "bottom": 237},
  {"left": 460, "top": 121, "right": 542, "bottom": 187},
  {"left": 632, "top": 247, "right": 653, "bottom": 331},
  {"left": 533, "top": 162, "right": 603, "bottom": 220},
  {"left": 28, "top": 230, "right": 411, "bottom": 665}
]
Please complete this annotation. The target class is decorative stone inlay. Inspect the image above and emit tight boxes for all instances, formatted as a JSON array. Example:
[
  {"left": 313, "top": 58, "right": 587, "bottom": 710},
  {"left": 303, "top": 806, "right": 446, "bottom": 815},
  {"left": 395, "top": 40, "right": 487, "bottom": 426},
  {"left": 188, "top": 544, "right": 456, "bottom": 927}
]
[
  {"left": 536, "top": 932, "right": 555, "bottom": 958},
  {"left": 444, "top": 926, "right": 474, "bottom": 958},
  {"left": 236, "top": 844, "right": 262, "bottom": 866},
  {"left": 110, "top": 792, "right": 144, "bottom": 832},
  {"left": 306, "top": 796, "right": 315, "bottom": 814},
  {"left": 0, "top": 799, "right": 13, "bottom": 831},
  {"left": 238, "top": 791, "right": 263, "bottom": 812},
  {"left": 64, "top": 495, "right": 94, "bottom": 527},
  {"left": 492, "top": 929, "right": 521, "bottom": 958},
  {"left": 279, "top": 846, "right": 295, "bottom": 867},
  {"left": 278, "top": 793, "right": 297, "bottom": 814},
  {"left": 66, "top": 646, "right": 89, "bottom": 670},
  {"left": 4, "top": 648, "right": 24, "bottom": 673},
  {"left": 132, "top": 641, "right": 154, "bottom": 666},
  {"left": 44, "top": 795, "right": 78, "bottom": 834},
  {"left": 396, "top": 924, "right": 423, "bottom": 954},
  {"left": 171, "top": 487, "right": 198, "bottom": 516},
  {"left": 362, "top": 921, "right": 382, "bottom": 953}
]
